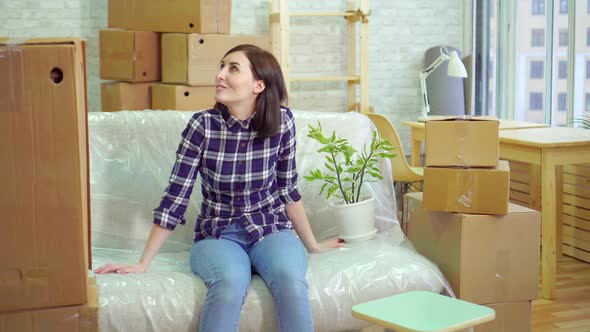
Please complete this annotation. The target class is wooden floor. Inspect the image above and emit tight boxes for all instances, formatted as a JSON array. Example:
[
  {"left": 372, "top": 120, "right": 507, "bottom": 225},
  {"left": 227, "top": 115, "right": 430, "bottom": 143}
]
[
  {"left": 532, "top": 256, "right": 590, "bottom": 332},
  {"left": 361, "top": 256, "right": 590, "bottom": 332}
]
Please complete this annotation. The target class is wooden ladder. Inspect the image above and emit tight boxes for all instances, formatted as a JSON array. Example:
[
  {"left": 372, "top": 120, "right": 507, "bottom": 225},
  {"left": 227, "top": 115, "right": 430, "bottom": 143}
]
[{"left": 269, "top": 0, "right": 371, "bottom": 114}]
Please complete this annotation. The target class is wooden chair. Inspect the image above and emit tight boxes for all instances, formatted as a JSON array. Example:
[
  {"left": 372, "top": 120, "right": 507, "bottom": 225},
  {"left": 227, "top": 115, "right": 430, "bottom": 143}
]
[{"left": 367, "top": 111, "right": 423, "bottom": 229}]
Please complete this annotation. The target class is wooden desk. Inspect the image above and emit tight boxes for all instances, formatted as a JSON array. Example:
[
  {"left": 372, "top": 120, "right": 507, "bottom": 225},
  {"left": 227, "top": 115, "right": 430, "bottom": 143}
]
[
  {"left": 403, "top": 120, "right": 549, "bottom": 167},
  {"left": 498, "top": 128, "right": 590, "bottom": 299}
]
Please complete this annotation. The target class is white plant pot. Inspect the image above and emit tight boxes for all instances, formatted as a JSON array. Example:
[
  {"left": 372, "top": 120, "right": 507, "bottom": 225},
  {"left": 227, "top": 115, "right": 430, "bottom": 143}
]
[{"left": 332, "top": 196, "right": 377, "bottom": 242}]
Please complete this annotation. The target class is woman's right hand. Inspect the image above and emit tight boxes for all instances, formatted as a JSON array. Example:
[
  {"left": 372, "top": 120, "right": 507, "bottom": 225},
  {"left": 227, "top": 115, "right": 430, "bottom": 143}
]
[
  {"left": 94, "top": 225, "right": 172, "bottom": 275},
  {"left": 94, "top": 263, "right": 147, "bottom": 275}
]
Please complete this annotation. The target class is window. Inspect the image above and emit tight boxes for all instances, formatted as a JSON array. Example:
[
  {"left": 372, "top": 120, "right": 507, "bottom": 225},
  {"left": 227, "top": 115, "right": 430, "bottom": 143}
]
[
  {"left": 530, "top": 92, "right": 543, "bottom": 111},
  {"left": 557, "top": 93, "right": 567, "bottom": 111},
  {"left": 532, "top": 0, "right": 545, "bottom": 15},
  {"left": 475, "top": 2, "right": 588, "bottom": 124},
  {"left": 558, "top": 60, "right": 567, "bottom": 79},
  {"left": 559, "top": 0, "right": 568, "bottom": 14},
  {"left": 532, "top": 29, "right": 545, "bottom": 47},
  {"left": 531, "top": 61, "right": 544, "bottom": 79},
  {"left": 559, "top": 29, "right": 568, "bottom": 47}
]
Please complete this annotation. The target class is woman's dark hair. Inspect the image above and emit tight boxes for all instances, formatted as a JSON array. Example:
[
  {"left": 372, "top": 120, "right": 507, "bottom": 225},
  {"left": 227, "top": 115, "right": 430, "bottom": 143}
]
[{"left": 214, "top": 44, "right": 288, "bottom": 138}]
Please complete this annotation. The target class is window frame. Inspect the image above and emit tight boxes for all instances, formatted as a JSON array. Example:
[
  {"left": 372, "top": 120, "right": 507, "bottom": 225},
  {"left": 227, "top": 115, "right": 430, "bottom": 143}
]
[{"left": 480, "top": 0, "right": 579, "bottom": 125}]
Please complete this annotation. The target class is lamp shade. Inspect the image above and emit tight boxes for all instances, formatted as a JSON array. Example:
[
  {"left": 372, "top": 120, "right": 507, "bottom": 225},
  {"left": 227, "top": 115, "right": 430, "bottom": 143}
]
[{"left": 447, "top": 50, "right": 468, "bottom": 78}]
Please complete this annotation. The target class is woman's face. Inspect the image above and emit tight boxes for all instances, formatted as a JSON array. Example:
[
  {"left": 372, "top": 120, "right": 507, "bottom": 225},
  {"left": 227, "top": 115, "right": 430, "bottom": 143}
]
[{"left": 215, "top": 51, "right": 264, "bottom": 111}]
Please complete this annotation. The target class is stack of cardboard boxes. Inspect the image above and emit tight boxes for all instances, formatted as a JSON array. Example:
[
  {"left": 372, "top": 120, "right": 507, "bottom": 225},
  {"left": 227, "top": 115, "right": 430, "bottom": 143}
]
[
  {"left": 100, "top": 0, "right": 268, "bottom": 112},
  {"left": 405, "top": 117, "right": 541, "bottom": 332},
  {"left": 0, "top": 38, "right": 97, "bottom": 331}
]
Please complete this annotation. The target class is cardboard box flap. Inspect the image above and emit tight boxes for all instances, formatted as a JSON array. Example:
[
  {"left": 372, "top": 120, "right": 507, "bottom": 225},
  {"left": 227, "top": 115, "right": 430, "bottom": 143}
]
[
  {"left": 0, "top": 38, "right": 84, "bottom": 46},
  {"left": 426, "top": 115, "right": 499, "bottom": 123}
]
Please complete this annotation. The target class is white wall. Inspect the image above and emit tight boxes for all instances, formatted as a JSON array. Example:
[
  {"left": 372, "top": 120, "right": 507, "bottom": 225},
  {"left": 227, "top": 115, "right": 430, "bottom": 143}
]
[{"left": 0, "top": 0, "right": 463, "bottom": 150}]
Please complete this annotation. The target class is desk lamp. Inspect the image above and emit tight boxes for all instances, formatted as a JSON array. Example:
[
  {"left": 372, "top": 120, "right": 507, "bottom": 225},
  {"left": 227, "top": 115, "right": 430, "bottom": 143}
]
[{"left": 418, "top": 46, "right": 468, "bottom": 122}]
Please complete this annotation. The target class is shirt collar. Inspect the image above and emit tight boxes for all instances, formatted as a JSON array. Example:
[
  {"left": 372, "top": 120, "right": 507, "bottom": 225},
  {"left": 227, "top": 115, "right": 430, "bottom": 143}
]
[{"left": 220, "top": 108, "right": 255, "bottom": 133}]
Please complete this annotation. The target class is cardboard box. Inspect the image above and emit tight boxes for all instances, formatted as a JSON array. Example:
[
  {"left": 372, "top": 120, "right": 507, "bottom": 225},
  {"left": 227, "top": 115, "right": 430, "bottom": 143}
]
[
  {"left": 101, "top": 82, "right": 154, "bottom": 112},
  {"left": 474, "top": 301, "right": 531, "bottom": 332},
  {"left": 152, "top": 83, "right": 215, "bottom": 111},
  {"left": 0, "top": 38, "right": 89, "bottom": 312},
  {"left": 162, "top": 33, "right": 269, "bottom": 86},
  {"left": 424, "top": 160, "right": 510, "bottom": 215},
  {"left": 425, "top": 116, "right": 499, "bottom": 167},
  {"left": 405, "top": 193, "right": 540, "bottom": 304},
  {"left": 99, "top": 30, "right": 161, "bottom": 82},
  {"left": 0, "top": 278, "right": 98, "bottom": 332},
  {"left": 108, "top": 0, "right": 231, "bottom": 34}
]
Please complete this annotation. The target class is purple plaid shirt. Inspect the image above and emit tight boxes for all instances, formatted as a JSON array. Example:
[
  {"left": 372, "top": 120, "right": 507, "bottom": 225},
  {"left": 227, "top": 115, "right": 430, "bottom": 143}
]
[{"left": 153, "top": 107, "right": 301, "bottom": 242}]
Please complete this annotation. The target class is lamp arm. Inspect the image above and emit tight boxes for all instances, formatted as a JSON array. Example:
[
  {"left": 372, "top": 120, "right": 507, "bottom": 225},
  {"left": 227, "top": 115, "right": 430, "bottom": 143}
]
[
  {"left": 418, "top": 53, "right": 450, "bottom": 121},
  {"left": 421, "top": 53, "right": 450, "bottom": 76},
  {"left": 419, "top": 74, "right": 430, "bottom": 119}
]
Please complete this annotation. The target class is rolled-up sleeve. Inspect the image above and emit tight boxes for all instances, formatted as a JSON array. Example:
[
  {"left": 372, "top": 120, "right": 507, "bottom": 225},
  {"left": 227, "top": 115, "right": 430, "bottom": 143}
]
[
  {"left": 153, "top": 114, "right": 205, "bottom": 230},
  {"left": 276, "top": 109, "right": 301, "bottom": 204}
]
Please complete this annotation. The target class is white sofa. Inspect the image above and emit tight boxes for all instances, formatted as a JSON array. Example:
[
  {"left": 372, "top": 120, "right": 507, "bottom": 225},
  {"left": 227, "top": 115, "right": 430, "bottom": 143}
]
[{"left": 88, "top": 110, "right": 445, "bottom": 332}]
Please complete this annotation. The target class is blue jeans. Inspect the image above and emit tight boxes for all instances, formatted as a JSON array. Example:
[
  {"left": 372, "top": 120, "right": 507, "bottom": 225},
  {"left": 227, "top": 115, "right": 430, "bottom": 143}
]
[{"left": 189, "top": 222, "right": 312, "bottom": 332}]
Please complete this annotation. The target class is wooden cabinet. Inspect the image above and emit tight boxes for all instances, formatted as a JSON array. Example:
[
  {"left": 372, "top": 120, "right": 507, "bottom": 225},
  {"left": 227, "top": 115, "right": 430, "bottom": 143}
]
[{"left": 509, "top": 161, "right": 590, "bottom": 263}]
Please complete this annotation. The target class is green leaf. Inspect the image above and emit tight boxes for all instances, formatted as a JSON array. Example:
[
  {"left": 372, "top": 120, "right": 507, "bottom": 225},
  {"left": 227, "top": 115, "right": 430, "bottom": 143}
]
[
  {"left": 368, "top": 171, "right": 383, "bottom": 180},
  {"left": 327, "top": 185, "right": 338, "bottom": 199},
  {"left": 319, "top": 183, "right": 328, "bottom": 195}
]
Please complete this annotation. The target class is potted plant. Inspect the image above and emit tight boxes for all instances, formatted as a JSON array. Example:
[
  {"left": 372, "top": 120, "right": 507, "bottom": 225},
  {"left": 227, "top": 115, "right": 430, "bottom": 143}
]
[{"left": 304, "top": 121, "right": 396, "bottom": 242}]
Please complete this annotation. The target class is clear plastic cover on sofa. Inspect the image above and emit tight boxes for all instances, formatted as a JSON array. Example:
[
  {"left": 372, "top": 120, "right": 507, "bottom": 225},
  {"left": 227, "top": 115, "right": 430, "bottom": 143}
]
[{"left": 89, "top": 110, "right": 447, "bottom": 332}]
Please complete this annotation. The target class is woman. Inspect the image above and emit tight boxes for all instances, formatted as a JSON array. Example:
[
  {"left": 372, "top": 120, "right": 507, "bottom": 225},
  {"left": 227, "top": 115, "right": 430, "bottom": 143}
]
[{"left": 95, "top": 44, "right": 344, "bottom": 332}]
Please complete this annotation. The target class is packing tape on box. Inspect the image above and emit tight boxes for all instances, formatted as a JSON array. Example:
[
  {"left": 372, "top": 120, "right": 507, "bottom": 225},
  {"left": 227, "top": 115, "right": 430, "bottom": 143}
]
[
  {"left": 455, "top": 121, "right": 469, "bottom": 168},
  {"left": 451, "top": 168, "right": 474, "bottom": 208}
]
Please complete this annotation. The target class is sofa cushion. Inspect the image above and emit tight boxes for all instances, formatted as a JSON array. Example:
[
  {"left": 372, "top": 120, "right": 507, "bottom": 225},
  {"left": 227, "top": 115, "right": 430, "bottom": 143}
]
[{"left": 92, "top": 233, "right": 444, "bottom": 332}]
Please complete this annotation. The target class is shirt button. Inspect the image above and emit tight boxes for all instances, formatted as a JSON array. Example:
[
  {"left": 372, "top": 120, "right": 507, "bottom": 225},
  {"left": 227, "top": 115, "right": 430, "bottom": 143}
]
[
  {"left": 237, "top": 197, "right": 241, "bottom": 201},
  {"left": 241, "top": 143, "right": 246, "bottom": 147},
  {"left": 244, "top": 221, "right": 250, "bottom": 225},
  {"left": 239, "top": 160, "right": 243, "bottom": 165}
]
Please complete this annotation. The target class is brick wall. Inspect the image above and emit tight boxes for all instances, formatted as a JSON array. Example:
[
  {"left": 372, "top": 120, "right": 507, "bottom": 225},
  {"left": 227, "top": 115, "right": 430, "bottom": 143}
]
[{"left": 0, "top": 0, "right": 463, "bottom": 151}]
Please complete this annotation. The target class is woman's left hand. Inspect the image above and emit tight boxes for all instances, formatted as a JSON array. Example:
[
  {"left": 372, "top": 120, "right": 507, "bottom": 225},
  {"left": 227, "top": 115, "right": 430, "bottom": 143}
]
[{"left": 312, "top": 237, "right": 345, "bottom": 253}]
